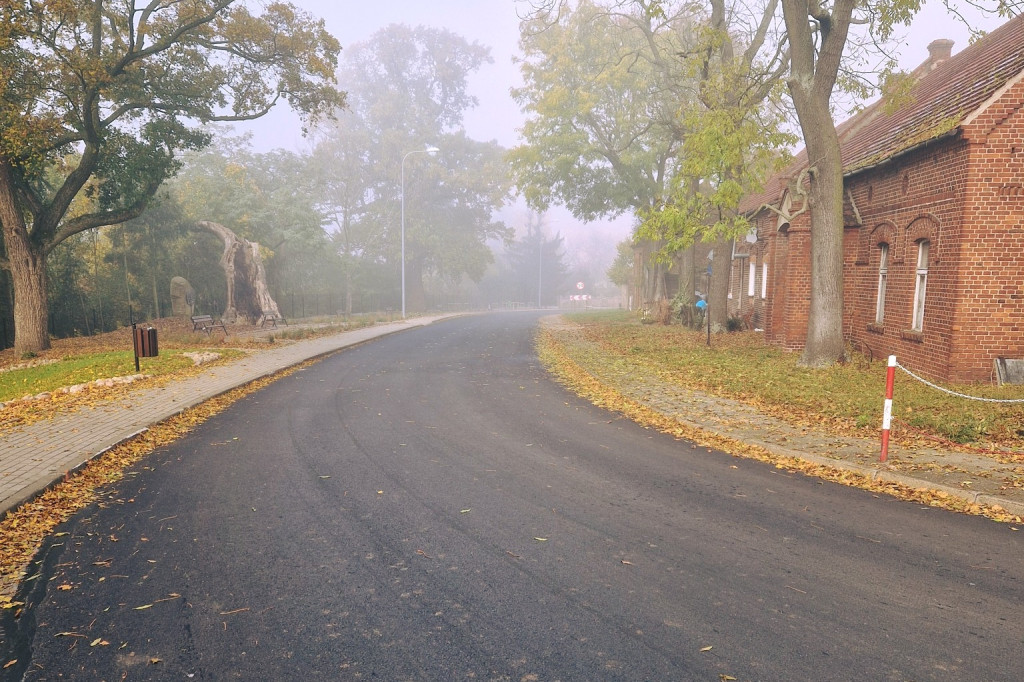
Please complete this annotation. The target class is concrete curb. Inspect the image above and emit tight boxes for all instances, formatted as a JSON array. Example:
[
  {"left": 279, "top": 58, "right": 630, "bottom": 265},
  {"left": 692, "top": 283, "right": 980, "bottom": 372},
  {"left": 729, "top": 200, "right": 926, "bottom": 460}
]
[{"left": 740, "top": 433, "right": 1024, "bottom": 520}]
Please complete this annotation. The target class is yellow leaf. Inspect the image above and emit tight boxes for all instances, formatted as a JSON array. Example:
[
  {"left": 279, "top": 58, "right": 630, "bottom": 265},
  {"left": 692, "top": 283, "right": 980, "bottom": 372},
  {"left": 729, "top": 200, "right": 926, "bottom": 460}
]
[
  {"left": 534, "top": 537, "right": 548, "bottom": 542},
  {"left": 134, "top": 604, "right": 153, "bottom": 610},
  {"left": 460, "top": 509, "right": 471, "bottom": 514},
  {"left": 701, "top": 645, "right": 713, "bottom": 652}
]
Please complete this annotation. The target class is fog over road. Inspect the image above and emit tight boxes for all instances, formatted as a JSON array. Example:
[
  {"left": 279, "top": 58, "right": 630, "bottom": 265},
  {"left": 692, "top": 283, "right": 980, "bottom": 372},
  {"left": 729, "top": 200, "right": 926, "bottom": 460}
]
[{"left": 6, "top": 313, "right": 1023, "bottom": 680}]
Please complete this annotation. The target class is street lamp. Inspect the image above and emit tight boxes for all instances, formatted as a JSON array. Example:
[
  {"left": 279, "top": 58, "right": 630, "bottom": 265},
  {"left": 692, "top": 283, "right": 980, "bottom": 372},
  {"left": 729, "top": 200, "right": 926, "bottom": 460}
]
[{"left": 401, "top": 145, "right": 440, "bottom": 319}]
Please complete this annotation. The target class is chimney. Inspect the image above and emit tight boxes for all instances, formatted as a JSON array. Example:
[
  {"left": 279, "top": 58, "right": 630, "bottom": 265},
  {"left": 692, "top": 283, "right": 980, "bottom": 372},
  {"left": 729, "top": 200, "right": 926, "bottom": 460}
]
[{"left": 926, "top": 39, "right": 954, "bottom": 70}]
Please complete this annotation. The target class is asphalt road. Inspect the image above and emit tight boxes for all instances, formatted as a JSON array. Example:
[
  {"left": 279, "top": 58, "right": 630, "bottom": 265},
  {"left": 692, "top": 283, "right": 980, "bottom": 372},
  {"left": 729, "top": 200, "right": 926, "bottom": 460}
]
[{"left": 4, "top": 312, "right": 1023, "bottom": 681}]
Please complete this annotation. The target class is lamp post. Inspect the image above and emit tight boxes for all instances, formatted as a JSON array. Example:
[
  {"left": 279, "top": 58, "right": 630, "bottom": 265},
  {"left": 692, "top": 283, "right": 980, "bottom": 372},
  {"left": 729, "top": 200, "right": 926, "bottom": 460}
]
[
  {"left": 401, "top": 146, "right": 440, "bottom": 319},
  {"left": 705, "top": 249, "right": 713, "bottom": 347}
]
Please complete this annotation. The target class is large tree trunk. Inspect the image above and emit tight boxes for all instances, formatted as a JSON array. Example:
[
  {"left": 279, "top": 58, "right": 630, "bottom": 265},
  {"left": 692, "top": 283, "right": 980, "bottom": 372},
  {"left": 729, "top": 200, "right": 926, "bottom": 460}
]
[
  {"left": 0, "top": 160, "right": 50, "bottom": 353},
  {"left": 6, "top": 233, "right": 50, "bottom": 353},
  {"left": 709, "top": 236, "right": 732, "bottom": 329},
  {"left": 198, "top": 221, "right": 281, "bottom": 323},
  {"left": 782, "top": 0, "right": 854, "bottom": 368},
  {"left": 344, "top": 268, "right": 353, "bottom": 316},
  {"left": 799, "top": 120, "right": 847, "bottom": 366}
]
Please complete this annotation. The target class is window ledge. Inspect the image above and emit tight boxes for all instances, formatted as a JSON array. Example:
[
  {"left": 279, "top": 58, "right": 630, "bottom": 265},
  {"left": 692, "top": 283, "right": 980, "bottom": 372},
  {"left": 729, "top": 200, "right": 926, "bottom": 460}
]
[
  {"left": 901, "top": 329, "right": 924, "bottom": 343},
  {"left": 866, "top": 323, "right": 884, "bottom": 334}
]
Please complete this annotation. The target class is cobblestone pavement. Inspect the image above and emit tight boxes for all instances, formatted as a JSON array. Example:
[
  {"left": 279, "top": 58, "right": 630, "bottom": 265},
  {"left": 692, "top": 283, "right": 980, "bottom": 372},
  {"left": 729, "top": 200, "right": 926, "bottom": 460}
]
[
  {"left": 0, "top": 315, "right": 455, "bottom": 514},
  {"left": 540, "top": 316, "right": 1024, "bottom": 520}
]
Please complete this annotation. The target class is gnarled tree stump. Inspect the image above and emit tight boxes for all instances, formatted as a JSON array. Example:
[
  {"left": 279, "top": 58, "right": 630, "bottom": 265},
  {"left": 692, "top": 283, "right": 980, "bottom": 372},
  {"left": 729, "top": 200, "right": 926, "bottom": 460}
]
[{"left": 198, "top": 221, "right": 282, "bottom": 324}]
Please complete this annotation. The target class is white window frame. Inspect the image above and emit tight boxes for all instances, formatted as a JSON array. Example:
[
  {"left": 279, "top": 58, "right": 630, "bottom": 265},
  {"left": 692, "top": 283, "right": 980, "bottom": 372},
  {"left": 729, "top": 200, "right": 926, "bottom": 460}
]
[
  {"left": 875, "top": 243, "right": 889, "bottom": 324},
  {"left": 760, "top": 262, "right": 768, "bottom": 299},
  {"left": 911, "top": 240, "right": 930, "bottom": 332},
  {"left": 748, "top": 262, "right": 756, "bottom": 298}
]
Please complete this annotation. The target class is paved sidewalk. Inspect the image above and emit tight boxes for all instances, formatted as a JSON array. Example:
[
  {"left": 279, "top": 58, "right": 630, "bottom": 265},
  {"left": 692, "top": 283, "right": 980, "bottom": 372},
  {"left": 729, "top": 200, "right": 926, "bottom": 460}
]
[{"left": 0, "top": 315, "right": 454, "bottom": 514}]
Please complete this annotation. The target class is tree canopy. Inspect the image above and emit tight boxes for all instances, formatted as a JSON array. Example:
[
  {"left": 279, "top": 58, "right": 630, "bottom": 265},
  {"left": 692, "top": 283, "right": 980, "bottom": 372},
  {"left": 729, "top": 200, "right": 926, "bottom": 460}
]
[
  {"left": 314, "top": 24, "right": 512, "bottom": 313},
  {"left": 510, "top": 0, "right": 694, "bottom": 221},
  {"left": 0, "top": 0, "right": 344, "bottom": 351}
]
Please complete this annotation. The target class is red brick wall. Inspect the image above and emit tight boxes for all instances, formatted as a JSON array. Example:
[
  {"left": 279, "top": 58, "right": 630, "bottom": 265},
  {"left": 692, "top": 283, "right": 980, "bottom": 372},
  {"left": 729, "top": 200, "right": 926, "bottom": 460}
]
[
  {"left": 952, "top": 77, "right": 1024, "bottom": 382},
  {"left": 751, "top": 77, "right": 1024, "bottom": 383},
  {"left": 844, "top": 139, "right": 966, "bottom": 381}
]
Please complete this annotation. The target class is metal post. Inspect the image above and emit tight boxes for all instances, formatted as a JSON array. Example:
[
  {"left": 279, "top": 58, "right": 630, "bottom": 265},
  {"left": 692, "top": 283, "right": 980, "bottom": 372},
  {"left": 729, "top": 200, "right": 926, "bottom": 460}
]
[
  {"left": 401, "top": 146, "right": 439, "bottom": 319},
  {"left": 880, "top": 355, "right": 897, "bottom": 462},
  {"left": 706, "top": 268, "right": 711, "bottom": 346},
  {"left": 132, "top": 324, "right": 140, "bottom": 372},
  {"left": 401, "top": 157, "right": 406, "bottom": 319},
  {"left": 538, "top": 232, "right": 543, "bottom": 309}
]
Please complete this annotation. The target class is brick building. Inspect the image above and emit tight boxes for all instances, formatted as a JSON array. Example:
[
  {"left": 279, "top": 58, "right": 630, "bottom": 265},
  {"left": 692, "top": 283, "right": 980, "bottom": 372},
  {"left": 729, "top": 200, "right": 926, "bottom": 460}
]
[{"left": 735, "top": 14, "right": 1024, "bottom": 383}]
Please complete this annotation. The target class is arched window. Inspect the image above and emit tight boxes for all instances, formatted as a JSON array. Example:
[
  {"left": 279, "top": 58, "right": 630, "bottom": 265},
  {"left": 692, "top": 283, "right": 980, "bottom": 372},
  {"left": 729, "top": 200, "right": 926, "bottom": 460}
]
[
  {"left": 911, "top": 240, "right": 930, "bottom": 331},
  {"left": 875, "top": 243, "right": 889, "bottom": 324}
]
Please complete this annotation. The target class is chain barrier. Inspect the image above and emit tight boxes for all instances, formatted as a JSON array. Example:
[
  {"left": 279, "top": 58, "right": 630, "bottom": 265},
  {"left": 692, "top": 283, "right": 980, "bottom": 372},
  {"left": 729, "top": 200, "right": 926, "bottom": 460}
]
[{"left": 894, "top": 361, "right": 1024, "bottom": 404}]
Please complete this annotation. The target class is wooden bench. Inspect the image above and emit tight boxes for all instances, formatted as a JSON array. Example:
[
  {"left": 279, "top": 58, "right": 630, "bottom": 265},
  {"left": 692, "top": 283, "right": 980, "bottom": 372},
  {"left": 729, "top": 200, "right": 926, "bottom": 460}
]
[
  {"left": 258, "top": 310, "right": 286, "bottom": 328},
  {"left": 191, "top": 314, "right": 226, "bottom": 336}
]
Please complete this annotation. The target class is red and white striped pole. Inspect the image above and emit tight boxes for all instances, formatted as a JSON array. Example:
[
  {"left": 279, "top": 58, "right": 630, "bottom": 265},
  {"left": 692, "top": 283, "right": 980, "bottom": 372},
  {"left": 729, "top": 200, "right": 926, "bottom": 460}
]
[{"left": 880, "top": 355, "right": 897, "bottom": 462}]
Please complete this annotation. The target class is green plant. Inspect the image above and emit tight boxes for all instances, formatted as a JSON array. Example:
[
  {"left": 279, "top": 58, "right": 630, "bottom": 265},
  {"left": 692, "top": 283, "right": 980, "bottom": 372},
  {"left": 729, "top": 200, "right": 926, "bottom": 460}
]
[
  {"left": 938, "top": 416, "right": 986, "bottom": 444},
  {"left": 0, "top": 350, "right": 240, "bottom": 402}
]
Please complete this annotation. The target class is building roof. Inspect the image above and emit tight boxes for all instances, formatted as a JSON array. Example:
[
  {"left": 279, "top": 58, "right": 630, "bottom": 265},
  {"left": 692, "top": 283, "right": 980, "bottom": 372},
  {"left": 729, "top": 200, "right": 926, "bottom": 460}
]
[{"left": 740, "top": 12, "right": 1024, "bottom": 215}]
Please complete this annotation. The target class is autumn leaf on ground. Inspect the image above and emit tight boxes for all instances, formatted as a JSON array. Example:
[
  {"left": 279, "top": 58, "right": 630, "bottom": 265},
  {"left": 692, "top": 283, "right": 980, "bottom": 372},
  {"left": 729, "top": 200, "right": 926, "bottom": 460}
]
[
  {"left": 700, "top": 645, "right": 713, "bottom": 652},
  {"left": 155, "top": 593, "right": 182, "bottom": 603}
]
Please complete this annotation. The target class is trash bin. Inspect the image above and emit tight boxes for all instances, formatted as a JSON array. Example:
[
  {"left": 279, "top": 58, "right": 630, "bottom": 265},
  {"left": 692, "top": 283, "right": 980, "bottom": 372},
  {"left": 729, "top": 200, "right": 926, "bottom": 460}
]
[{"left": 134, "top": 326, "right": 158, "bottom": 357}]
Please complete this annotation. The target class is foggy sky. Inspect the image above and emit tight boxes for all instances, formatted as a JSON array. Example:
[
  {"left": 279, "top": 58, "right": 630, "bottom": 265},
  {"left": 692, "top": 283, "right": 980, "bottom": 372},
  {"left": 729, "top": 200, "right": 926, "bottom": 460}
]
[{"left": 233, "top": 1, "right": 1009, "bottom": 282}]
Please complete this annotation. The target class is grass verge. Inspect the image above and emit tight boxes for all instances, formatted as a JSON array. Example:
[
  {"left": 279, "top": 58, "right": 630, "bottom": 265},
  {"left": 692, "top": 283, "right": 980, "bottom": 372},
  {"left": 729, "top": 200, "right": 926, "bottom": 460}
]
[{"left": 563, "top": 310, "right": 1024, "bottom": 449}]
